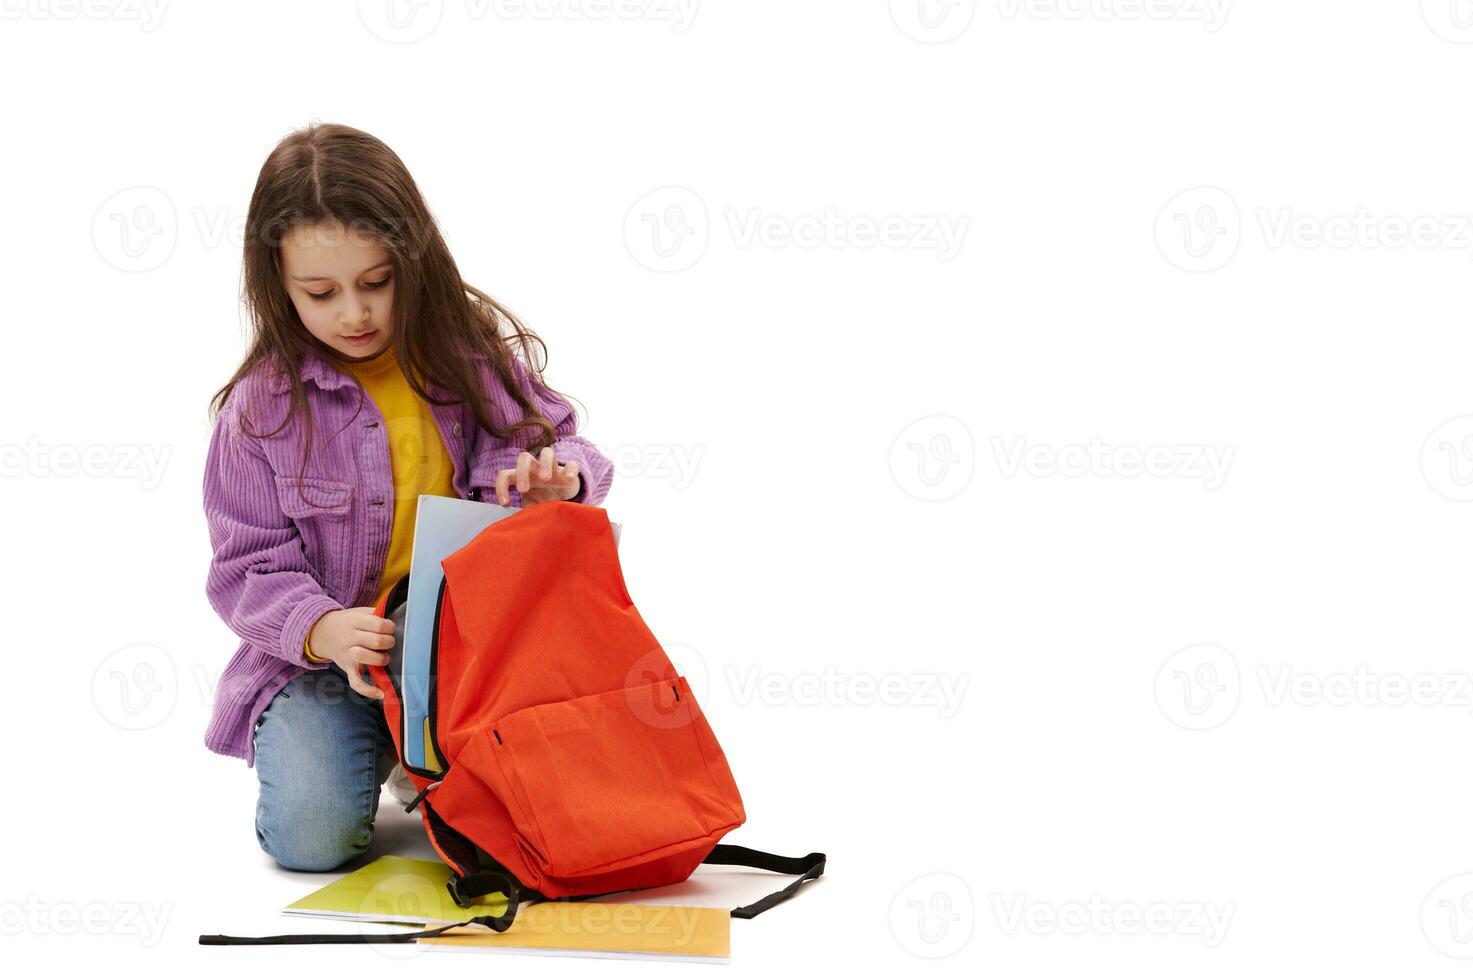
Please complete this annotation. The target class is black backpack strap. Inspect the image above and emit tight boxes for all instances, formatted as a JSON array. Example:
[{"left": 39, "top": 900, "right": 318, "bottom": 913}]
[
  {"left": 445, "top": 846, "right": 825, "bottom": 921},
  {"left": 199, "top": 847, "right": 826, "bottom": 944},
  {"left": 702, "top": 844, "right": 827, "bottom": 919},
  {"left": 446, "top": 870, "right": 544, "bottom": 908},
  {"left": 199, "top": 871, "right": 520, "bottom": 945}
]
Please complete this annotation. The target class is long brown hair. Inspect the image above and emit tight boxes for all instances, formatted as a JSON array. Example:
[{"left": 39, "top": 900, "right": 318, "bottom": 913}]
[{"left": 209, "top": 121, "right": 572, "bottom": 480}]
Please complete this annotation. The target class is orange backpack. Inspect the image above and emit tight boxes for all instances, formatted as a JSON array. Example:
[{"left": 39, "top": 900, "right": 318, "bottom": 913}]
[{"left": 202, "top": 501, "right": 825, "bottom": 946}]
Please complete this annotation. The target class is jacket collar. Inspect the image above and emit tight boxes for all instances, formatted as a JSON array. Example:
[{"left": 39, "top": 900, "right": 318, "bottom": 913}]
[
  {"left": 267, "top": 345, "right": 487, "bottom": 396},
  {"left": 268, "top": 348, "right": 354, "bottom": 396}
]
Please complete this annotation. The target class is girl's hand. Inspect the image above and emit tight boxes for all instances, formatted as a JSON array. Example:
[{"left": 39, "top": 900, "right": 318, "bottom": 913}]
[
  {"left": 495, "top": 448, "right": 580, "bottom": 507},
  {"left": 308, "top": 607, "right": 395, "bottom": 700}
]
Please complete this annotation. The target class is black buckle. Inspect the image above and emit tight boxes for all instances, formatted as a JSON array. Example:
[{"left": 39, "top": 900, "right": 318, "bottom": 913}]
[
  {"left": 446, "top": 873, "right": 522, "bottom": 931},
  {"left": 446, "top": 877, "right": 471, "bottom": 909}
]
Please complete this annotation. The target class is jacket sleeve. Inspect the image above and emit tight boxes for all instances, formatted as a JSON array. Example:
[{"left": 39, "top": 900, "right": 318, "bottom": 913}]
[
  {"left": 203, "top": 394, "right": 341, "bottom": 669},
  {"left": 467, "top": 356, "right": 615, "bottom": 508}
]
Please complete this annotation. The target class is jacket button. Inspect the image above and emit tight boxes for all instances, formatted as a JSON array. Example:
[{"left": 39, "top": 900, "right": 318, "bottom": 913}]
[{"left": 452, "top": 423, "right": 462, "bottom": 436}]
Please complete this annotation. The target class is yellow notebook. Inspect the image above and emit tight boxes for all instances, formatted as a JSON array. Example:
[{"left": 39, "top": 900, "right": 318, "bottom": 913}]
[
  {"left": 283, "top": 855, "right": 730, "bottom": 962},
  {"left": 283, "top": 855, "right": 509, "bottom": 925},
  {"left": 419, "top": 901, "right": 730, "bottom": 961}
]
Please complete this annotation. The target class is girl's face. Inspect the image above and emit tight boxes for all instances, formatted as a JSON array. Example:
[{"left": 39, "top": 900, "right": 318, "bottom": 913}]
[{"left": 278, "top": 220, "right": 395, "bottom": 361}]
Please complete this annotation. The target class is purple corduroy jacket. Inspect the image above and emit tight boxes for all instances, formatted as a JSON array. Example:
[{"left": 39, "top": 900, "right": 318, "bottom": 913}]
[{"left": 201, "top": 346, "right": 613, "bottom": 766}]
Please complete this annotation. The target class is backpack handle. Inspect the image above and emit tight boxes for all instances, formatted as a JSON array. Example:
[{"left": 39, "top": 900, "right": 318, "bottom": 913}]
[{"left": 702, "top": 844, "right": 827, "bottom": 919}]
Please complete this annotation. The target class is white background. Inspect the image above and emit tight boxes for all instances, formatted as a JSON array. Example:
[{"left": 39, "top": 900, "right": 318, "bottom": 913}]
[{"left": 3, "top": 0, "right": 1473, "bottom": 974}]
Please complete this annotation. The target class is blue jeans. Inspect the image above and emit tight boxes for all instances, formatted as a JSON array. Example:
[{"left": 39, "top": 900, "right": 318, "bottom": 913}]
[{"left": 251, "top": 663, "right": 398, "bottom": 871}]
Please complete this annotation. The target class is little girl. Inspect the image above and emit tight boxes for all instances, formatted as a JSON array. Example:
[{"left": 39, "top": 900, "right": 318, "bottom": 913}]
[{"left": 201, "top": 122, "right": 614, "bottom": 873}]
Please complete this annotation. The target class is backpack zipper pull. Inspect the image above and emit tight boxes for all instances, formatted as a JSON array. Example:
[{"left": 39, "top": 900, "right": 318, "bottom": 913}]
[{"left": 403, "top": 779, "right": 442, "bottom": 813}]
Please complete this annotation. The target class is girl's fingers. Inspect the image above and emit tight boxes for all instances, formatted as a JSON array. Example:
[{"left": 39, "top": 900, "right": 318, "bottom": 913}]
[
  {"left": 496, "top": 454, "right": 537, "bottom": 503},
  {"left": 496, "top": 450, "right": 575, "bottom": 505},
  {"left": 344, "top": 652, "right": 385, "bottom": 699},
  {"left": 350, "top": 646, "right": 391, "bottom": 665},
  {"left": 349, "top": 608, "right": 395, "bottom": 633},
  {"left": 517, "top": 451, "right": 535, "bottom": 492},
  {"left": 357, "top": 630, "right": 395, "bottom": 650}
]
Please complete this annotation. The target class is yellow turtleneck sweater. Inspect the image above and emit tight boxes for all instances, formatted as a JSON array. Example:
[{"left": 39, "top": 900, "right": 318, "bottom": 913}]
[{"left": 304, "top": 343, "right": 457, "bottom": 662}]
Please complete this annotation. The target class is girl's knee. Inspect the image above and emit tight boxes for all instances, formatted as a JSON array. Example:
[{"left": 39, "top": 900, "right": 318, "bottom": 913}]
[{"left": 256, "top": 815, "right": 373, "bottom": 872}]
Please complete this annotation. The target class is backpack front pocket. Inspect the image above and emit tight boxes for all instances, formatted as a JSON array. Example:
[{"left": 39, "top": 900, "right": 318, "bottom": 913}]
[{"left": 461, "top": 676, "right": 745, "bottom": 880}]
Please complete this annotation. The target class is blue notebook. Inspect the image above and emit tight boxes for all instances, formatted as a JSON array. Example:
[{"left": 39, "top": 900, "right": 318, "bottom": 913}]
[{"left": 397, "top": 496, "right": 621, "bottom": 772}]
